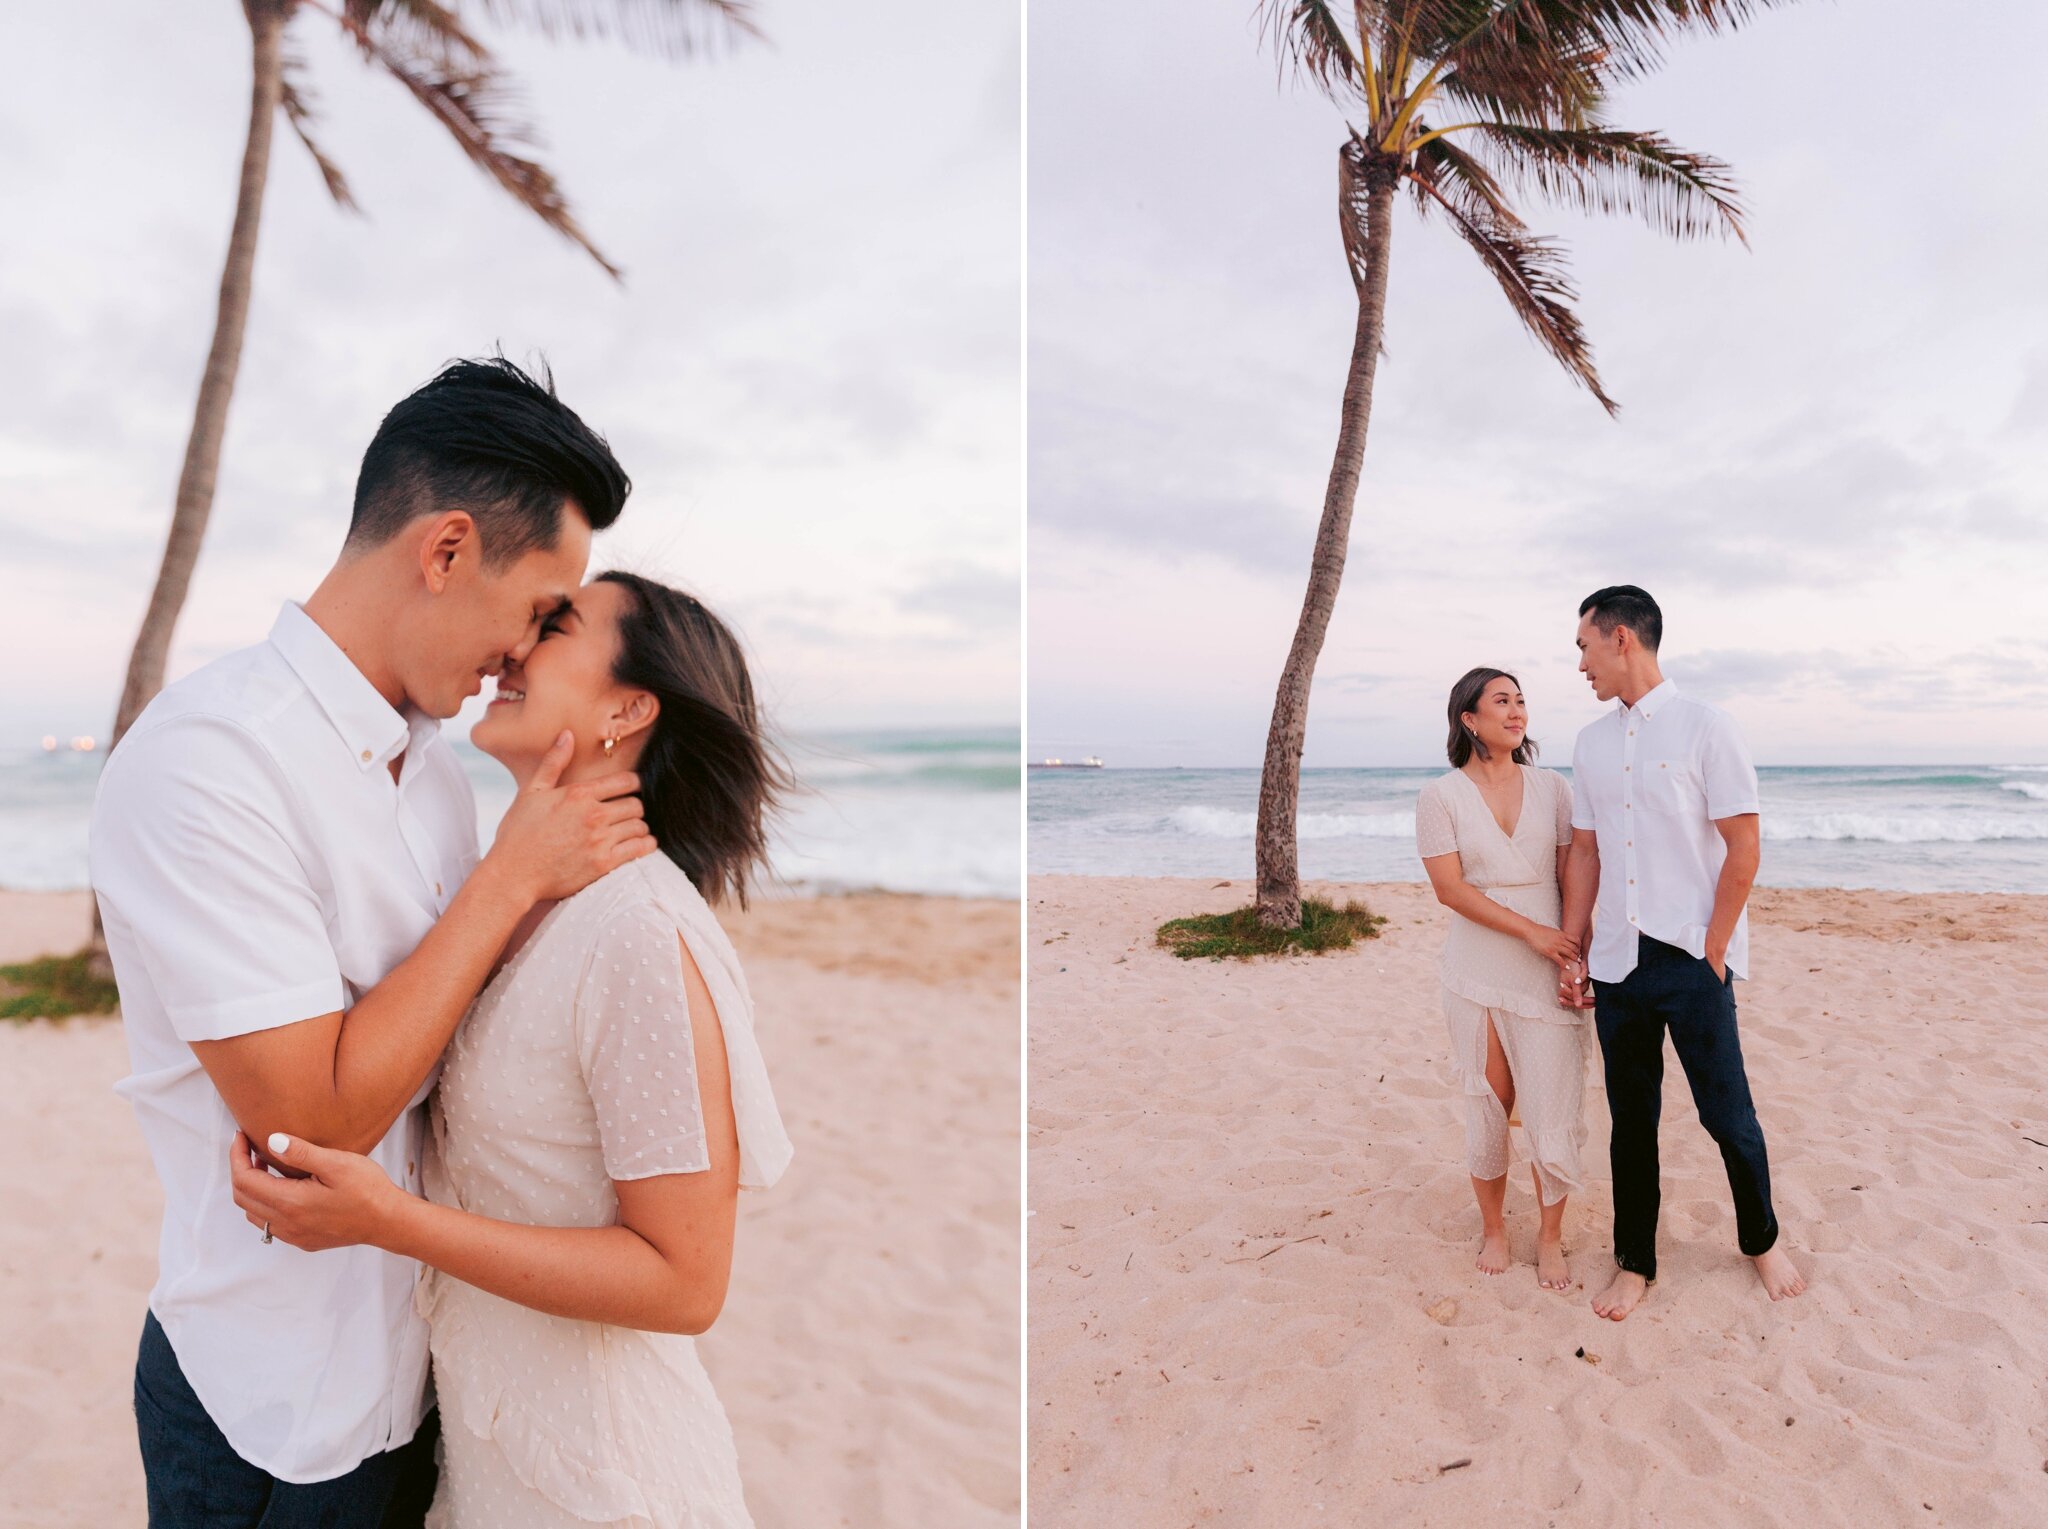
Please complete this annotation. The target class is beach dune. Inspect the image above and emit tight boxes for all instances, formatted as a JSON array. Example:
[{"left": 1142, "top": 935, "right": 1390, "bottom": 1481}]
[
  {"left": 1029, "top": 875, "right": 2048, "bottom": 1528},
  {"left": 0, "top": 888, "right": 1020, "bottom": 1529}
]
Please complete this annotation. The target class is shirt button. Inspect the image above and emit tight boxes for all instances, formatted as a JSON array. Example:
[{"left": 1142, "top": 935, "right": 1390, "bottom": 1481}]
[
  {"left": 360, "top": 749, "right": 372, "bottom": 762},
  {"left": 1624, "top": 765, "right": 1631, "bottom": 772},
  {"left": 435, "top": 882, "right": 443, "bottom": 896}
]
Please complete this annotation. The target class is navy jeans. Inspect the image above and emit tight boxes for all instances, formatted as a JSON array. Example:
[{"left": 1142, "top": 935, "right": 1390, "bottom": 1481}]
[
  {"left": 1594, "top": 936, "right": 1779, "bottom": 1280},
  {"left": 134, "top": 1311, "right": 438, "bottom": 1529}
]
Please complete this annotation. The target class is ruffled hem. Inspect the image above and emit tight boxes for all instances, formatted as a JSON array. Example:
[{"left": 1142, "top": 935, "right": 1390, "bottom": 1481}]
[
  {"left": 420, "top": 1275, "right": 656, "bottom": 1526},
  {"left": 1440, "top": 972, "right": 1581, "bottom": 1025},
  {"left": 1520, "top": 1130, "right": 1586, "bottom": 1206}
]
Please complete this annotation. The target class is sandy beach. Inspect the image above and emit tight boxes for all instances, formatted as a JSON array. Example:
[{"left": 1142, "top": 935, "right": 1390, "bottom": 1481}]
[
  {"left": 1029, "top": 874, "right": 2048, "bottom": 1527},
  {"left": 0, "top": 888, "right": 1020, "bottom": 1529}
]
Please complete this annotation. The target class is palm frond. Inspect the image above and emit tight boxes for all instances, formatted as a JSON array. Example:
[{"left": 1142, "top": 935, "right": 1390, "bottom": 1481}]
[
  {"left": 1256, "top": 0, "right": 1369, "bottom": 104},
  {"left": 326, "top": 9, "right": 623, "bottom": 279},
  {"left": 1465, "top": 122, "right": 1745, "bottom": 241},
  {"left": 1407, "top": 1, "right": 1792, "bottom": 90},
  {"left": 468, "top": 0, "right": 761, "bottom": 62},
  {"left": 1409, "top": 135, "right": 1616, "bottom": 412},
  {"left": 342, "top": 0, "right": 492, "bottom": 62},
  {"left": 279, "top": 48, "right": 361, "bottom": 212},
  {"left": 1406, "top": 130, "right": 1515, "bottom": 223}
]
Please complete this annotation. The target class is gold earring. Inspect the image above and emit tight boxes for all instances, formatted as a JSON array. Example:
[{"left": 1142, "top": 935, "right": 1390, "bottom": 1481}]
[{"left": 602, "top": 735, "right": 616, "bottom": 761}]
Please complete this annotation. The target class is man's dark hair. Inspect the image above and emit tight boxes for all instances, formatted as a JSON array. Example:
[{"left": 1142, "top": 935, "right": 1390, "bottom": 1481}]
[
  {"left": 346, "top": 355, "right": 630, "bottom": 568},
  {"left": 1578, "top": 585, "right": 1662, "bottom": 652}
]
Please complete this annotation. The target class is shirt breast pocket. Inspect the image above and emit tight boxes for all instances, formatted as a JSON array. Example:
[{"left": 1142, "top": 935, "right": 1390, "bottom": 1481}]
[{"left": 1640, "top": 757, "right": 1701, "bottom": 816}]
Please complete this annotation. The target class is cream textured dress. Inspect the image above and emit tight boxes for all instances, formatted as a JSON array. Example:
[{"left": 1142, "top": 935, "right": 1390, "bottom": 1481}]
[
  {"left": 419, "top": 854, "right": 793, "bottom": 1529},
  {"left": 1414, "top": 766, "right": 1588, "bottom": 1205}
]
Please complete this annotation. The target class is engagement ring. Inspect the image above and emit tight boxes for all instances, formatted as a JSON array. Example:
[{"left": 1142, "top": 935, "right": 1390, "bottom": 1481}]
[{"left": 261, "top": 1221, "right": 273, "bottom": 1244}]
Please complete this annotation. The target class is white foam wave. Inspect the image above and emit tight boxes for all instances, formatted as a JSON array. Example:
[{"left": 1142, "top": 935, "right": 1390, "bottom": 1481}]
[
  {"left": 1168, "top": 806, "right": 1415, "bottom": 840},
  {"left": 2000, "top": 780, "right": 2048, "bottom": 802},
  {"left": 1163, "top": 803, "right": 2047, "bottom": 846},
  {"left": 1763, "top": 813, "right": 2048, "bottom": 844}
]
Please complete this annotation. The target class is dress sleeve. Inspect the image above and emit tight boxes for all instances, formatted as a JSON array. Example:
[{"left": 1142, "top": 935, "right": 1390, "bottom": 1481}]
[
  {"left": 1552, "top": 770, "right": 1575, "bottom": 847},
  {"left": 88, "top": 717, "right": 344, "bottom": 1043},
  {"left": 1415, "top": 780, "right": 1458, "bottom": 860},
  {"left": 574, "top": 904, "right": 715, "bottom": 1181}
]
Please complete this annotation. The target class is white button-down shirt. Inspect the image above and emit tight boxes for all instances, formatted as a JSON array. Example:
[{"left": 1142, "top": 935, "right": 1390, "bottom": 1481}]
[
  {"left": 1569, "top": 679, "right": 1760, "bottom": 984},
  {"left": 90, "top": 601, "right": 479, "bottom": 1482}
]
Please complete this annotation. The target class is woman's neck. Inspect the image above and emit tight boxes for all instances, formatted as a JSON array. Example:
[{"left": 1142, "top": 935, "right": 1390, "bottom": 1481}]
[
  {"left": 1463, "top": 752, "right": 1520, "bottom": 786},
  {"left": 506, "top": 747, "right": 642, "bottom": 793}
]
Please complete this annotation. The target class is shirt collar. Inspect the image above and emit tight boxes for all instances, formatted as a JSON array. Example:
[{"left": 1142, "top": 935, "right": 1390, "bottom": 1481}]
[
  {"left": 268, "top": 601, "right": 435, "bottom": 772},
  {"left": 1620, "top": 678, "right": 1679, "bottom": 722}
]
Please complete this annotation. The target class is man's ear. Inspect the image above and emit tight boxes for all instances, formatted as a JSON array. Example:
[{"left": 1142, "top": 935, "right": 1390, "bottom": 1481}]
[{"left": 419, "top": 511, "right": 478, "bottom": 594}]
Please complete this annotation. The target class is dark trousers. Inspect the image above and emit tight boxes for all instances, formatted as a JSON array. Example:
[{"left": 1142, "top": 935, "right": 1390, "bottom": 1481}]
[
  {"left": 1594, "top": 936, "right": 1779, "bottom": 1280},
  {"left": 134, "top": 1311, "right": 439, "bottom": 1529}
]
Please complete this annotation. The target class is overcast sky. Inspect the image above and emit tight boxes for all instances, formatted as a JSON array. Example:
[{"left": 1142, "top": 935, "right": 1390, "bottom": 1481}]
[
  {"left": 1028, "top": 0, "right": 2048, "bottom": 768},
  {"left": 0, "top": 0, "right": 1019, "bottom": 746}
]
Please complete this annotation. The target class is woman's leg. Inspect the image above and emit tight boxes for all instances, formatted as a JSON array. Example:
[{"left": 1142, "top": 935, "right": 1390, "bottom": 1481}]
[
  {"left": 1533, "top": 1169, "right": 1570, "bottom": 1290},
  {"left": 1472, "top": 1010, "right": 1515, "bottom": 1274}
]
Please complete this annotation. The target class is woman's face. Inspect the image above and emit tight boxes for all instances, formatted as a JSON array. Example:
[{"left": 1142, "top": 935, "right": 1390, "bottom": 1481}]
[
  {"left": 470, "top": 578, "right": 649, "bottom": 776},
  {"left": 1462, "top": 676, "right": 1528, "bottom": 760}
]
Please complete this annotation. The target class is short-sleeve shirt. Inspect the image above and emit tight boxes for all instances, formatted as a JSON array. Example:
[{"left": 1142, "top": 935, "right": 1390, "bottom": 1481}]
[
  {"left": 1569, "top": 679, "right": 1760, "bottom": 983},
  {"left": 89, "top": 601, "right": 478, "bottom": 1482}
]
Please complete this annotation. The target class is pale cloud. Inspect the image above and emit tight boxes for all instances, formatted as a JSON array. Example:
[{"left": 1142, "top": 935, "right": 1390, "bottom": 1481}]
[
  {"left": 0, "top": 0, "right": 1020, "bottom": 742},
  {"left": 1027, "top": 0, "right": 2048, "bottom": 767}
]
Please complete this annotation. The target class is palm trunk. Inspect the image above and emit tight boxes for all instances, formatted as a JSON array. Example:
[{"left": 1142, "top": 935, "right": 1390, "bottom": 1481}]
[
  {"left": 1253, "top": 146, "right": 1397, "bottom": 928},
  {"left": 111, "top": 2, "right": 287, "bottom": 746},
  {"left": 87, "top": 0, "right": 288, "bottom": 973}
]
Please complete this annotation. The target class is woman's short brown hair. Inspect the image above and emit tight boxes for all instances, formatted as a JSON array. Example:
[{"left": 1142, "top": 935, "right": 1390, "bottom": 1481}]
[
  {"left": 1445, "top": 666, "right": 1538, "bottom": 769},
  {"left": 598, "top": 571, "right": 791, "bottom": 907}
]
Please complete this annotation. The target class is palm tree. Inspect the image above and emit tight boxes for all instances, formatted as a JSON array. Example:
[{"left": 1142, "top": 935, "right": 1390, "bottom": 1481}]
[
  {"left": 1248, "top": 0, "right": 1785, "bottom": 927},
  {"left": 108, "top": 0, "right": 757, "bottom": 758},
  {"left": 87, "top": 0, "right": 754, "bottom": 976}
]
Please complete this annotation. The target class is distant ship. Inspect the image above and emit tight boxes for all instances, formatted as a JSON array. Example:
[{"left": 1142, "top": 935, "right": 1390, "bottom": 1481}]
[{"left": 1030, "top": 755, "right": 1105, "bottom": 770}]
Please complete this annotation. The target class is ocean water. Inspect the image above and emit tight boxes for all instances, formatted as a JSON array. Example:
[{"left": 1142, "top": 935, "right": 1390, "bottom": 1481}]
[
  {"left": 1029, "top": 765, "right": 2048, "bottom": 895},
  {"left": 0, "top": 729, "right": 1020, "bottom": 900}
]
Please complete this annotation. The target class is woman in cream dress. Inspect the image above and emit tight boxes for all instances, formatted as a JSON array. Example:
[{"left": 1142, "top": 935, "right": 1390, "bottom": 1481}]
[
  {"left": 233, "top": 572, "right": 792, "bottom": 1527},
  {"left": 1416, "top": 667, "right": 1588, "bottom": 1291}
]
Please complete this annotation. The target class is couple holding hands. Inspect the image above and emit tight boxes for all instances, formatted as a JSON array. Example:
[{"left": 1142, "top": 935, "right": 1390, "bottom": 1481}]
[{"left": 1416, "top": 585, "right": 1807, "bottom": 1320}]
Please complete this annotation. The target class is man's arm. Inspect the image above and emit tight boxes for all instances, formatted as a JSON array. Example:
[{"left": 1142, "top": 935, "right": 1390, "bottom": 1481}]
[
  {"left": 193, "top": 733, "right": 653, "bottom": 1157},
  {"left": 1557, "top": 828, "right": 1600, "bottom": 1007},
  {"left": 232, "top": 933, "right": 742, "bottom": 1335},
  {"left": 1704, "top": 814, "right": 1760, "bottom": 981}
]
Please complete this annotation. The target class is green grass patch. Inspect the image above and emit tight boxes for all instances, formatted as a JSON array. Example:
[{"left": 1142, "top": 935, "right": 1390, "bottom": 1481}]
[
  {"left": 0, "top": 952, "right": 121, "bottom": 1020},
  {"left": 1155, "top": 898, "right": 1387, "bottom": 961}
]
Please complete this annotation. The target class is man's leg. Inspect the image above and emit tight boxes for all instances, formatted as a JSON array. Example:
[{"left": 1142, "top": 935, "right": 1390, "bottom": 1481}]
[
  {"left": 134, "top": 1310, "right": 432, "bottom": 1529},
  {"left": 1665, "top": 956, "right": 1779, "bottom": 1259},
  {"left": 135, "top": 1311, "right": 275, "bottom": 1528},
  {"left": 1594, "top": 965, "right": 1667, "bottom": 1293},
  {"left": 377, "top": 1406, "right": 440, "bottom": 1529}
]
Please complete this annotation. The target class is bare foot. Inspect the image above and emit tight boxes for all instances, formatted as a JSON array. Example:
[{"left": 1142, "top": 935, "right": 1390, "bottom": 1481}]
[
  {"left": 1753, "top": 1245, "right": 1807, "bottom": 1301},
  {"left": 1591, "top": 1268, "right": 1649, "bottom": 1320},
  {"left": 1476, "top": 1228, "right": 1511, "bottom": 1275},
  {"left": 1536, "top": 1238, "right": 1570, "bottom": 1291}
]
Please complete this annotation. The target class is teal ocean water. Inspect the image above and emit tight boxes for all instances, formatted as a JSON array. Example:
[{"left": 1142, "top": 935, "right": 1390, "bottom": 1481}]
[
  {"left": 1, "top": 728, "right": 1020, "bottom": 899},
  {"left": 1029, "top": 765, "right": 2048, "bottom": 894}
]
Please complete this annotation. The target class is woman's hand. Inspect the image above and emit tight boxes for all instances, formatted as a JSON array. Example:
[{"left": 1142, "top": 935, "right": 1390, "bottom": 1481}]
[
  {"left": 1523, "top": 924, "right": 1581, "bottom": 971},
  {"left": 1556, "top": 959, "right": 1596, "bottom": 1010},
  {"left": 229, "top": 1131, "right": 409, "bottom": 1253}
]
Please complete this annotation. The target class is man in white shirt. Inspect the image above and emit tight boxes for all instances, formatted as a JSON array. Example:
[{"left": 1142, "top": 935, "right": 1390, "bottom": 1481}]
[
  {"left": 1557, "top": 585, "right": 1806, "bottom": 1322},
  {"left": 92, "top": 358, "right": 658, "bottom": 1527}
]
